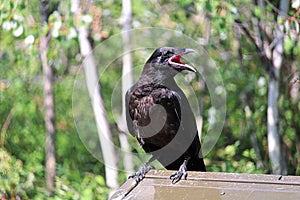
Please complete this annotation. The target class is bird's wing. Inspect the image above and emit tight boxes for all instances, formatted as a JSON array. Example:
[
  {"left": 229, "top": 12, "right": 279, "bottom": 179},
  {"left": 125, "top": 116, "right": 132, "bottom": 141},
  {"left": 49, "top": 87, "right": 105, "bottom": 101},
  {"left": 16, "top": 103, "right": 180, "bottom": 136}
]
[
  {"left": 151, "top": 88, "right": 201, "bottom": 164},
  {"left": 126, "top": 85, "right": 155, "bottom": 138},
  {"left": 174, "top": 88, "right": 199, "bottom": 140},
  {"left": 125, "top": 88, "right": 135, "bottom": 136},
  {"left": 160, "top": 88, "right": 201, "bottom": 156},
  {"left": 150, "top": 88, "right": 182, "bottom": 139}
]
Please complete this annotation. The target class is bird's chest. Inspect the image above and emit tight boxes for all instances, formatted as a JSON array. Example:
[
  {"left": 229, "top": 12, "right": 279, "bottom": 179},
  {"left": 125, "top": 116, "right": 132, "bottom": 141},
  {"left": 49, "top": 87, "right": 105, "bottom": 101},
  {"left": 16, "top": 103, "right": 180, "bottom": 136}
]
[
  {"left": 128, "top": 86, "right": 180, "bottom": 148},
  {"left": 129, "top": 86, "right": 177, "bottom": 124}
]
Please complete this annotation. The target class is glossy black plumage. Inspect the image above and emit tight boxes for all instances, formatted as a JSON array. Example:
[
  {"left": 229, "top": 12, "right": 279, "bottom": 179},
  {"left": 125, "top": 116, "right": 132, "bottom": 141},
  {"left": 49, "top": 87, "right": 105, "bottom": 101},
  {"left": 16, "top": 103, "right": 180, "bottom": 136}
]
[{"left": 126, "top": 47, "right": 206, "bottom": 183}]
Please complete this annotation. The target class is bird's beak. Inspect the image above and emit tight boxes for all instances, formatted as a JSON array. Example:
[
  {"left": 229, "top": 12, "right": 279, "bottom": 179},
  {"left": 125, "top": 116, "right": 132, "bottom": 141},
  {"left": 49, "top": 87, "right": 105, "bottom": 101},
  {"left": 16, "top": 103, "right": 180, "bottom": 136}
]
[{"left": 168, "top": 48, "right": 196, "bottom": 72}]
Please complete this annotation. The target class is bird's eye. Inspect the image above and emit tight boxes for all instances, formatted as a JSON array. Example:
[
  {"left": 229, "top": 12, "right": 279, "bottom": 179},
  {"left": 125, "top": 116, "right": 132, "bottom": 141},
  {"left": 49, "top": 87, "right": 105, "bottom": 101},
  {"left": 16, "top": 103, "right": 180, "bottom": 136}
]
[
  {"left": 161, "top": 52, "right": 172, "bottom": 61},
  {"left": 154, "top": 50, "right": 163, "bottom": 58}
]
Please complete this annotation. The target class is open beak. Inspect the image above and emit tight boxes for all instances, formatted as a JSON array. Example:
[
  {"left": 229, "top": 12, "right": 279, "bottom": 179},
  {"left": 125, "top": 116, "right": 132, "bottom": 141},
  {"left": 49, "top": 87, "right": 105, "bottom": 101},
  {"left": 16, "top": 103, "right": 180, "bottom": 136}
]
[{"left": 168, "top": 48, "right": 196, "bottom": 72}]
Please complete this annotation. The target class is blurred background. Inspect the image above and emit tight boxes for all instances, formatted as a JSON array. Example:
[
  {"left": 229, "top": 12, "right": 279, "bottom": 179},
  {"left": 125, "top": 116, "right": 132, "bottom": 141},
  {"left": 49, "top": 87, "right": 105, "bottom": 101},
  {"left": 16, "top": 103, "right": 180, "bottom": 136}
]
[{"left": 0, "top": 0, "right": 300, "bottom": 199}]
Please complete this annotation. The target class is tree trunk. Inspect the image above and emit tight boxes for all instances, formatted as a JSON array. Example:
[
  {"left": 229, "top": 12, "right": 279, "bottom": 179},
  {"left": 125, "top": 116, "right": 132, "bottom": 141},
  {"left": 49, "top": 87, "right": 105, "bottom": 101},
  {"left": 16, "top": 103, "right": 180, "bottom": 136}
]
[
  {"left": 72, "top": 0, "right": 119, "bottom": 190},
  {"left": 267, "top": 0, "right": 289, "bottom": 175},
  {"left": 119, "top": 0, "right": 134, "bottom": 176},
  {"left": 267, "top": 77, "right": 282, "bottom": 174},
  {"left": 40, "top": 0, "right": 56, "bottom": 195}
]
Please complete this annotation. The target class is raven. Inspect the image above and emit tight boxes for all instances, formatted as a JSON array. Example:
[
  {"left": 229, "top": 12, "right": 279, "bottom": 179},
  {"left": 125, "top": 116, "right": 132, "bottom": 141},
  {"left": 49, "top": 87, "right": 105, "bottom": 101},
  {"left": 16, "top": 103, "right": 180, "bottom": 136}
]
[{"left": 126, "top": 47, "right": 206, "bottom": 184}]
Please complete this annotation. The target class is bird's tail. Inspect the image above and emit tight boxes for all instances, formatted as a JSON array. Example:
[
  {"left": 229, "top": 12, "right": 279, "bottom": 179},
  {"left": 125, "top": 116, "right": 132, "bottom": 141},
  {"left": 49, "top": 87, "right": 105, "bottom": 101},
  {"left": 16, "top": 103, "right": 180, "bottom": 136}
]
[{"left": 187, "top": 155, "right": 206, "bottom": 171}]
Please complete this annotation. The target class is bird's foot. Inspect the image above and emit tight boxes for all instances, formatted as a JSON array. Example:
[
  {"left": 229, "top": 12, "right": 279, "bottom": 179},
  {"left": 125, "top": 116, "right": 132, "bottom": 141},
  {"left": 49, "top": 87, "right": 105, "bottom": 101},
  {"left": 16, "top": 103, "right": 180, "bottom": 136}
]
[
  {"left": 170, "top": 160, "right": 188, "bottom": 184},
  {"left": 128, "top": 163, "right": 154, "bottom": 184}
]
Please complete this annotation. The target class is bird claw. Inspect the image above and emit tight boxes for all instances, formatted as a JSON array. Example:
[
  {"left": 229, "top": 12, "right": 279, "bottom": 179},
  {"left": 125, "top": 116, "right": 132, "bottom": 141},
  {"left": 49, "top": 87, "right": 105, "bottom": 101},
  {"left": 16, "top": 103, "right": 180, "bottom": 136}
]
[
  {"left": 128, "top": 164, "right": 154, "bottom": 184},
  {"left": 170, "top": 170, "right": 187, "bottom": 184},
  {"left": 170, "top": 160, "right": 188, "bottom": 184}
]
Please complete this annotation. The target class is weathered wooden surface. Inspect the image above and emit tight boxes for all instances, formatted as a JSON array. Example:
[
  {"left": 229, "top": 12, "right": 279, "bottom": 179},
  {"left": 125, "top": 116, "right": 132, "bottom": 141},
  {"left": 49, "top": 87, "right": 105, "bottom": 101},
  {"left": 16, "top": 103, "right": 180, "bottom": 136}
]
[{"left": 110, "top": 170, "right": 300, "bottom": 200}]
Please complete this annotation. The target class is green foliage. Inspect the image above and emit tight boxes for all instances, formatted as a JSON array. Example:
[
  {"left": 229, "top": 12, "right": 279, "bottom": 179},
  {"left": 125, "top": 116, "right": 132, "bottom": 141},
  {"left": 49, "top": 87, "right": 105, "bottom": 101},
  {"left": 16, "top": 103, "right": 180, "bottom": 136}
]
[{"left": 0, "top": 148, "right": 35, "bottom": 199}]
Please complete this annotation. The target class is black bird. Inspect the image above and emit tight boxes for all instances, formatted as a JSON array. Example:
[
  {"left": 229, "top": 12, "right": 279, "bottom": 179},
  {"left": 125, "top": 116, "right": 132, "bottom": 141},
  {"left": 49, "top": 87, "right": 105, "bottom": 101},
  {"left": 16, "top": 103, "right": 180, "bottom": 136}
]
[{"left": 126, "top": 47, "right": 206, "bottom": 184}]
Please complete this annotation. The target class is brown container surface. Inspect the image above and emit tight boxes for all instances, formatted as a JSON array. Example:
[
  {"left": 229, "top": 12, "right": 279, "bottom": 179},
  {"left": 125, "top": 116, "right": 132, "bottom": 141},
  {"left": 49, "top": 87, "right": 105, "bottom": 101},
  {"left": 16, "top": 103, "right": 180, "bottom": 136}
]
[{"left": 110, "top": 170, "right": 300, "bottom": 200}]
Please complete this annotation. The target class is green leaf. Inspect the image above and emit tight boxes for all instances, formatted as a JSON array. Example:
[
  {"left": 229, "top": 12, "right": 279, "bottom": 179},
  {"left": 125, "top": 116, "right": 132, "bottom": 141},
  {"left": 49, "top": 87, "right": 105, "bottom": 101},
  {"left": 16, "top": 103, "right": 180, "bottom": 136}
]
[
  {"left": 284, "top": 37, "right": 295, "bottom": 54},
  {"left": 95, "top": 175, "right": 105, "bottom": 185},
  {"left": 253, "top": 6, "right": 261, "bottom": 18}
]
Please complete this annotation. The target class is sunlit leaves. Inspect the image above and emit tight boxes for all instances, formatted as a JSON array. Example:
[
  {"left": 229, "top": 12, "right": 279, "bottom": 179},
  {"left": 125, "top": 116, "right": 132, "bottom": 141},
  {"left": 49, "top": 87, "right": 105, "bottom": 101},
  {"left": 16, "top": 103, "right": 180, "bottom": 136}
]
[
  {"left": 253, "top": 5, "right": 262, "bottom": 18},
  {"left": 0, "top": 0, "right": 20, "bottom": 23},
  {"left": 0, "top": 148, "right": 35, "bottom": 198}
]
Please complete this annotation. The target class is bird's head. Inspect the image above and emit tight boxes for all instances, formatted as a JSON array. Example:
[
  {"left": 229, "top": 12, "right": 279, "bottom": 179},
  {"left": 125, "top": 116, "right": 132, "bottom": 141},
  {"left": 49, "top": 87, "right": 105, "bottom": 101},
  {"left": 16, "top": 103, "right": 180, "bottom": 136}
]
[{"left": 143, "top": 47, "right": 196, "bottom": 79}]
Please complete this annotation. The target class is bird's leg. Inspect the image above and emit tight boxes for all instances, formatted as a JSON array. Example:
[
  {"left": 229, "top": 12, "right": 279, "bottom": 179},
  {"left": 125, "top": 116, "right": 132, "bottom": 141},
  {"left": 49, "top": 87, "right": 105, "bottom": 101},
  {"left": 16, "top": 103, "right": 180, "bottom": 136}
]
[
  {"left": 128, "top": 157, "right": 155, "bottom": 183},
  {"left": 170, "top": 159, "right": 188, "bottom": 184}
]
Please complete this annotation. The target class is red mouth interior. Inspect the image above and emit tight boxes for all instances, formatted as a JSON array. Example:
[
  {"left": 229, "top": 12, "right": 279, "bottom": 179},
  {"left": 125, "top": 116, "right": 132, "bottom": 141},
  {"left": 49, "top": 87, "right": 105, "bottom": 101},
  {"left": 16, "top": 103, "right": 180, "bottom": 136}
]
[{"left": 171, "top": 54, "right": 185, "bottom": 65}]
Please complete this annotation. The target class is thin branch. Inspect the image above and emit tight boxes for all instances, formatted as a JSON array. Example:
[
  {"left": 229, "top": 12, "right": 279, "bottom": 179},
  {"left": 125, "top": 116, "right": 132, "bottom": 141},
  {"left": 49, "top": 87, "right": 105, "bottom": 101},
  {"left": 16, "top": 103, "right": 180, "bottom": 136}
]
[
  {"left": 234, "top": 24, "right": 244, "bottom": 67},
  {"left": 0, "top": 110, "right": 13, "bottom": 147},
  {"left": 251, "top": 17, "right": 263, "bottom": 51},
  {"left": 235, "top": 18, "right": 272, "bottom": 73},
  {"left": 264, "top": 0, "right": 300, "bottom": 23},
  {"left": 264, "top": 0, "right": 284, "bottom": 16},
  {"left": 287, "top": 7, "right": 300, "bottom": 21},
  {"left": 235, "top": 19, "right": 262, "bottom": 54}
]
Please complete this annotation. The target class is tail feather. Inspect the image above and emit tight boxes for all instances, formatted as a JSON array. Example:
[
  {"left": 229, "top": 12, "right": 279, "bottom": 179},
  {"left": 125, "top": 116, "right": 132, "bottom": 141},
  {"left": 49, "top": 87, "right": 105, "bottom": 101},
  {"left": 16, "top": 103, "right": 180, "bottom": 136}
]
[{"left": 187, "top": 155, "right": 206, "bottom": 171}]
